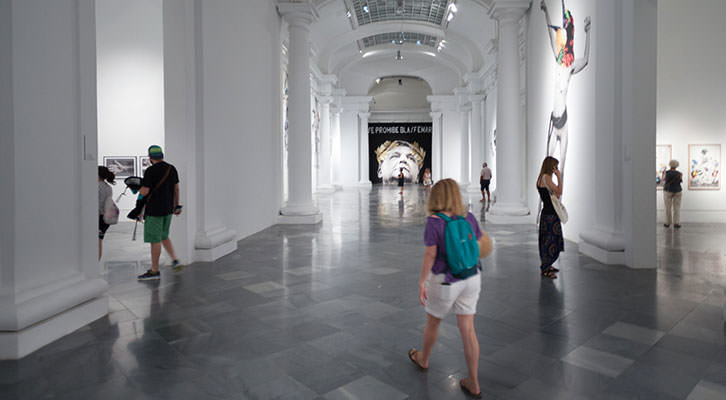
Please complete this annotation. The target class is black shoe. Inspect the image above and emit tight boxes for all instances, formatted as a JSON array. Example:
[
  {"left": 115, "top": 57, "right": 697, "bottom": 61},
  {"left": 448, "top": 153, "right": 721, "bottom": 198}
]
[
  {"left": 663, "top": 224, "right": 670, "bottom": 228},
  {"left": 674, "top": 224, "right": 681, "bottom": 229},
  {"left": 137, "top": 269, "right": 160, "bottom": 280}
]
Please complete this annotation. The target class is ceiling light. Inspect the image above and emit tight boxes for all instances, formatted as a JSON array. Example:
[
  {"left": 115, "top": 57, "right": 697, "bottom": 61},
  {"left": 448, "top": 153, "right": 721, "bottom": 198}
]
[
  {"left": 376, "top": 78, "right": 381, "bottom": 84},
  {"left": 416, "top": 40, "right": 421, "bottom": 46},
  {"left": 395, "top": 50, "right": 403, "bottom": 61},
  {"left": 363, "top": 4, "right": 369, "bottom": 13},
  {"left": 346, "top": 10, "right": 351, "bottom": 18},
  {"left": 447, "top": 12, "right": 454, "bottom": 22},
  {"left": 448, "top": 3, "right": 458, "bottom": 13}
]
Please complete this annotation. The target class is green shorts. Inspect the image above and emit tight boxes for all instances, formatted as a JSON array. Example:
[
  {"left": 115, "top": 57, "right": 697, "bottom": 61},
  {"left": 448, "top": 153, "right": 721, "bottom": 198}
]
[{"left": 144, "top": 215, "right": 173, "bottom": 243}]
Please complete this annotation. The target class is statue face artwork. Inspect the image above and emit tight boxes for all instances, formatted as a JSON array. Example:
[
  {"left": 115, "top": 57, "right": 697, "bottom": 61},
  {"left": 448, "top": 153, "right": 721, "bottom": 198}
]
[{"left": 375, "top": 140, "right": 426, "bottom": 184}]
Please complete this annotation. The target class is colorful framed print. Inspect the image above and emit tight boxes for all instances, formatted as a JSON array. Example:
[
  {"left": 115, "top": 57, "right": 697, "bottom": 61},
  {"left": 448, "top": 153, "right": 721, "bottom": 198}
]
[
  {"left": 688, "top": 144, "right": 721, "bottom": 190},
  {"left": 656, "top": 145, "right": 671, "bottom": 189}
]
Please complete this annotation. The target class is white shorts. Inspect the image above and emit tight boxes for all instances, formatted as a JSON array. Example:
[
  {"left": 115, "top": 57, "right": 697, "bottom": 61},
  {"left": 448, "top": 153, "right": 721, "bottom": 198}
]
[{"left": 425, "top": 272, "right": 481, "bottom": 319}]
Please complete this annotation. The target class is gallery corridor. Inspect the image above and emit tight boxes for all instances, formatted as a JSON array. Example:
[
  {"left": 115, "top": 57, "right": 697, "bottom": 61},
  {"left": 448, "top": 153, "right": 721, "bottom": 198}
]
[{"left": 2, "top": 186, "right": 725, "bottom": 400}]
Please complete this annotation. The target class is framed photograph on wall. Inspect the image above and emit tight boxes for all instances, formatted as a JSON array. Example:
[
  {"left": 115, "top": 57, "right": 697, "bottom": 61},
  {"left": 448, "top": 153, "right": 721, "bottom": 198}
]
[
  {"left": 139, "top": 156, "right": 151, "bottom": 175},
  {"left": 688, "top": 144, "right": 721, "bottom": 190},
  {"left": 655, "top": 144, "right": 671, "bottom": 190},
  {"left": 103, "top": 156, "right": 136, "bottom": 178}
]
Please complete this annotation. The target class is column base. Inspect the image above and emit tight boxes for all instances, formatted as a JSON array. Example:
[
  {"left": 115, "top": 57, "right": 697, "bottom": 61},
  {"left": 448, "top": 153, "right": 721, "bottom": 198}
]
[
  {"left": 357, "top": 181, "right": 372, "bottom": 189},
  {"left": 316, "top": 184, "right": 336, "bottom": 193},
  {"left": 489, "top": 202, "right": 529, "bottom": 216},
  {"left": 195, "top": 225, "right": 237, "bottom": 262},
  {"left": 0, "top": 296, "right": 108, "bottom": 359},
  {"left": 579, "top": 228, "right": 626, "bottom": 265},
  {"left": 278, "top": 213, "right": 322, "bottom": 224}
]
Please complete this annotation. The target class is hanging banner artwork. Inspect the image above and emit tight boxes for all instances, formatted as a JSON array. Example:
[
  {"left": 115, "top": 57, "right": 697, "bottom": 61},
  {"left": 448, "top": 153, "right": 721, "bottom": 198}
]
[{"left": 369, "top": 122, "right": 432, "bottom": 184}]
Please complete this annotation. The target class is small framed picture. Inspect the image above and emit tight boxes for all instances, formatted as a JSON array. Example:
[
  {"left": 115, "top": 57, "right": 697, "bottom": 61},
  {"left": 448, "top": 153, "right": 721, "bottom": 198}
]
[
  {"left": 655, "top": 144, "right": 671, "bottom": 190},
  {"left": 139, "top": 156, "right": 151, "bottom": 174},
  {"left": 688, "top": 144, "right": 721, "bottom": 190},
  {"left": 103, "top": 156, "right": 136, "bottom": 178}
]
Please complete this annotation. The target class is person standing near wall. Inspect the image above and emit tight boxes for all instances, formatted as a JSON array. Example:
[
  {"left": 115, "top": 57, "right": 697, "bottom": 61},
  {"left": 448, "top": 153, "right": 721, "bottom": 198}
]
[
  {"left": 662, "top": 159, "right": 683, "bottom": 229},
  {"left": 479, "top": 162, "right": 492, "bottom": 202},
  {"left": 98, "top": 166, "right": 115, "bottom": 260},
  {"left": 398, "top": 167, "right": 405, "bottom": 195},
  {"left": 537, "top": 156, "right": 564, "bottom": 279},
  {"left": 136, "top": 145, "right": 182, "bottom": 280}
]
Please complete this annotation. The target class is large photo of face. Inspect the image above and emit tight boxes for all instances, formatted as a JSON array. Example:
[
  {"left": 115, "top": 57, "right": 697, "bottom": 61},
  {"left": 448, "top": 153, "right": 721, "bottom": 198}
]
[
  {"left": 375, "top": 140, "right": 426, "bottom": 184},
  {"left": 368, "top": 122, "right": 432, "bottom": 184}
]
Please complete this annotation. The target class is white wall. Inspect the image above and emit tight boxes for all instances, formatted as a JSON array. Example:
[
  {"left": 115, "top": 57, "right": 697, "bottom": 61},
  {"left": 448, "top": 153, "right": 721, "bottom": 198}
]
[
  {"left": 657, "top": 0, "right": 726, "bottom": 222},
  {"left": 96, "top": 0, "right": 164, "bottom": 211},
  {"left": 338, "top": 110, "right": 360, "bottom": 186},
  {"left": 199, "top": 0, "right": 282, "bottom": 240}
]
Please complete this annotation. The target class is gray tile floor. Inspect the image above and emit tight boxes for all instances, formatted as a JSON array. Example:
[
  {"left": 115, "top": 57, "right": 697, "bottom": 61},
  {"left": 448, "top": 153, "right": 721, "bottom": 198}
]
[{"left": 2, "top": 186, "right": 726, "bottom": 399}]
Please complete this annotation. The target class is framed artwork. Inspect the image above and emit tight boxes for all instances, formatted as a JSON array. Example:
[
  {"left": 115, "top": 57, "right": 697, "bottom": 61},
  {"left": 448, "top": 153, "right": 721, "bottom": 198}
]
[
  {"left": 139, "top": 156, "right": 151, "bottom": 174},
  {"left": 103, "top": 156, "right": 136, "bottom": 178},
  {"left": 655, "top": 144, "right": 671, "bottom": 189},
  {"left": 688, "top": 144, "right": 721, "bottom": 190}
]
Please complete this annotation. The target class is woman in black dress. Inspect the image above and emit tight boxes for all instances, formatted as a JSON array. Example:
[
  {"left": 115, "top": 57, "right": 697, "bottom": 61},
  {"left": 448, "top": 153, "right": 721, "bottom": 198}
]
[
  {"left": 536, "top": 156, "right": 564, "bottom": 279},
  {"left": 398, "top": 167, "right": 405, "bottom": 194}
]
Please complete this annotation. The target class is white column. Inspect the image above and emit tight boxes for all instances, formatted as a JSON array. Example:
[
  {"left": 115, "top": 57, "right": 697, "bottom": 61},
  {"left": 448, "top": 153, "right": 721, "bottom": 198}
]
[
  {"left": 316, "top": 96, "right": 334, "bottom": 192},
  {"left": 430, "top": 112, "right": 443, "bottom": 182},
  {"left": 468, "top": 95, "right": 485, "bottom": 192},
  {"left": 459, "top": 105, "right": 471, "bottom": 186},
  {"left": 0, "top": 0, "right": 108, "bottom": 359},
  {"left": 330, "top": 106, "right": 342, "bottom": 187},
  {"left": 489, "top": 0, "right": 530, "bottom": 219},
  {"left": 358, "top": 112, "right": 372, "bottom": 187},
  {"left": 278, "top": 2, "right": 321, "bottom": 223}
]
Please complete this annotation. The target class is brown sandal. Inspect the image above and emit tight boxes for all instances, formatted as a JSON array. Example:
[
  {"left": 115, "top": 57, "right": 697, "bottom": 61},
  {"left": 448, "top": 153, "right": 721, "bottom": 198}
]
[
  {"left": 408, "top": 348, "right": 427, "bottom": 370},
  {"left": 541, "top": 270, "right": 558, "bottom": 279}
]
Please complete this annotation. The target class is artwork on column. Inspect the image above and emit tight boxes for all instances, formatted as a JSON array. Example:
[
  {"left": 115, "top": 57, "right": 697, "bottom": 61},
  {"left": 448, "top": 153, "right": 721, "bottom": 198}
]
[
  {"left": 655, "top": 145, "right": 671, "bottom": 189},
  {"left": 688, "top": 144, "right": 720, "bottom": 190},
  {"left": 540, "top": 0, "right": 591, "bottom": 176},
  {"left": 104, "top": 156, "right": 136, "bottom": 178},
  {"left": 312, "top": 96, "right": 320, "bottom": 169},
  {"left": 282, "top": 74, "right": 289, "bottom": 199},
  {"left": 368, "top": 123, "right": 432, "bottom": 184}
]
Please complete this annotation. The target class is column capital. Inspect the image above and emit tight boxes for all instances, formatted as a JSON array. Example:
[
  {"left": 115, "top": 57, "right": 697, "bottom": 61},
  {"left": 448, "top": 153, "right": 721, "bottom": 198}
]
[
  {"left": 277, "top": 1, "right": 318, "bottom": 27},
  {"left": 318, "top": 95, "right": 334, "bottom": 105},
  {"left": 469, "top": 94, "right": 486, "bottom": 104},
  {"left": 358, "top": 112, "right": 371, "bottom": 119},
  {"left": 488, "top": 0, "right": 530, "bottom": 22},
  {"left": 429, "top": 111, "right": 442, "bottom": 119}
]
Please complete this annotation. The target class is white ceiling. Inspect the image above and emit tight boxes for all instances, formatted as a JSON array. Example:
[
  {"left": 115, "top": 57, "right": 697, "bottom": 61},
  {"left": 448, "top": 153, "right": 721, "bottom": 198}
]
[{"left": 308, "top": 0, "right": 497, "bottom": 95}]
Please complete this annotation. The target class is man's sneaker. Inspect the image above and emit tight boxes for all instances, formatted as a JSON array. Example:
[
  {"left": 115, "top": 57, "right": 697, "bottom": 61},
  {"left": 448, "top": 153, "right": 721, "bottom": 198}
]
[
  {"left": 170, "top": 259, "right": 183, "bottom": 271},
  {"left": 137, "top": 269, "right": 160, "bottom": 280}
]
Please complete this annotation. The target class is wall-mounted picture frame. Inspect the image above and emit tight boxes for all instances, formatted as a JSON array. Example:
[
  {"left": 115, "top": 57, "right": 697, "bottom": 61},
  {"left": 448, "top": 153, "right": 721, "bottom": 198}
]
[
  {"left": 688, "top": 144, "right": 721, "bottom": 190},
  {"left": 103, "top": 156, "right": 136, "bottom": 178},
  {"left": 655, "top": 144, "right": 671, "bottom": 190},
  {"left": 139, "top": 156, "right": 151, "bottom": 175}
]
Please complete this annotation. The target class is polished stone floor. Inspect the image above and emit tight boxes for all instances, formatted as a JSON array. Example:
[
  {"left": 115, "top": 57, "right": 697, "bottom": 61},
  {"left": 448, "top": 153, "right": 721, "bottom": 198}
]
[{"left": 2, "top": 186, "right": 726, "bottom": 399}]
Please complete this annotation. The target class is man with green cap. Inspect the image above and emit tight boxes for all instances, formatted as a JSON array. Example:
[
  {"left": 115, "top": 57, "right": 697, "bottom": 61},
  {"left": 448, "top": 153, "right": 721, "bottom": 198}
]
[{"left": 137, "top": 145, "right": 182, "bottom": 280}]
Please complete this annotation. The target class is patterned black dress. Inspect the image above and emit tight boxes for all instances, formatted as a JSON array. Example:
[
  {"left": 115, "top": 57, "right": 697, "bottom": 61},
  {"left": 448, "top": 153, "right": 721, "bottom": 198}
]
[{"left": 538, "top": 185, "right": 564, "bottom": 271}]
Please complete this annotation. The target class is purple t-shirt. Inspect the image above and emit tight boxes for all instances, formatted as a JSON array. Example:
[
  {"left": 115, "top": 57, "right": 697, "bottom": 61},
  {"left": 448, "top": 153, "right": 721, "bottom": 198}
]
[{"left": 424, "top": 212, "right": 483, "bottom": 283}]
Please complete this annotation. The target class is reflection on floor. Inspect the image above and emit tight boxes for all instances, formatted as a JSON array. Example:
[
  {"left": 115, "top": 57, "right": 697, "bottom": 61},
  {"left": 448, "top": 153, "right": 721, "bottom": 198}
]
[{"left": 2, "top": 185, "right": 725, "bottom": 399}]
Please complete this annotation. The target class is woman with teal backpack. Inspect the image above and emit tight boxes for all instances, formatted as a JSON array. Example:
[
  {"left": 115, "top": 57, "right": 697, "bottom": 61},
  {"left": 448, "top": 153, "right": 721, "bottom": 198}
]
[{"left": 408, "top": 178, "right": 492, "bottom": 398}]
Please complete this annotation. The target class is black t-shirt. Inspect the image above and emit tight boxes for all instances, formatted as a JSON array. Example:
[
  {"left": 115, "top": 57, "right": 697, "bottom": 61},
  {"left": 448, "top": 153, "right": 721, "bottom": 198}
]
[{"left": 141, "top": 161, "right": 179, "bottom": 217}]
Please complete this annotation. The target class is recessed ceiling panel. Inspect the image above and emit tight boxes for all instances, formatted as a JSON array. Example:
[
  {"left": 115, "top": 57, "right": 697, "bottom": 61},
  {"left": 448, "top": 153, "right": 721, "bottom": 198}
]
[{"left": 351, "top": 0, "right": 449, "bottom": 26}]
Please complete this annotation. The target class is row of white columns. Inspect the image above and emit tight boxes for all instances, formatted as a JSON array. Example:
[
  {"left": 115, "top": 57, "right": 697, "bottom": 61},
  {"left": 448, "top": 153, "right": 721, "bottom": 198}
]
[{"left": 278, "top": 0, "right": 530, "bottom": 221}]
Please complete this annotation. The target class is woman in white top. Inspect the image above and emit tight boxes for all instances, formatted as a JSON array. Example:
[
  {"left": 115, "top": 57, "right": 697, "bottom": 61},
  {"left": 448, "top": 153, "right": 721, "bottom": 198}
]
[{"left": 98, "top": 166, "right": 115, "bottom": 260}]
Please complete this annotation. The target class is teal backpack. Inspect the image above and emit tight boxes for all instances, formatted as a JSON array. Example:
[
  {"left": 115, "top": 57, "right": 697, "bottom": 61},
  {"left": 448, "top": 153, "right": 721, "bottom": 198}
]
[{"left": 436, "top": 213, "right": 480, "bottom": 279}]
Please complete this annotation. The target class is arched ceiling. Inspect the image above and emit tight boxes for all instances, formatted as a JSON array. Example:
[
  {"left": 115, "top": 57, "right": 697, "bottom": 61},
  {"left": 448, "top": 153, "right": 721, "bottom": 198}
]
[{"left": 309, "top": 0, "right": 497, "bottom": 95}]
